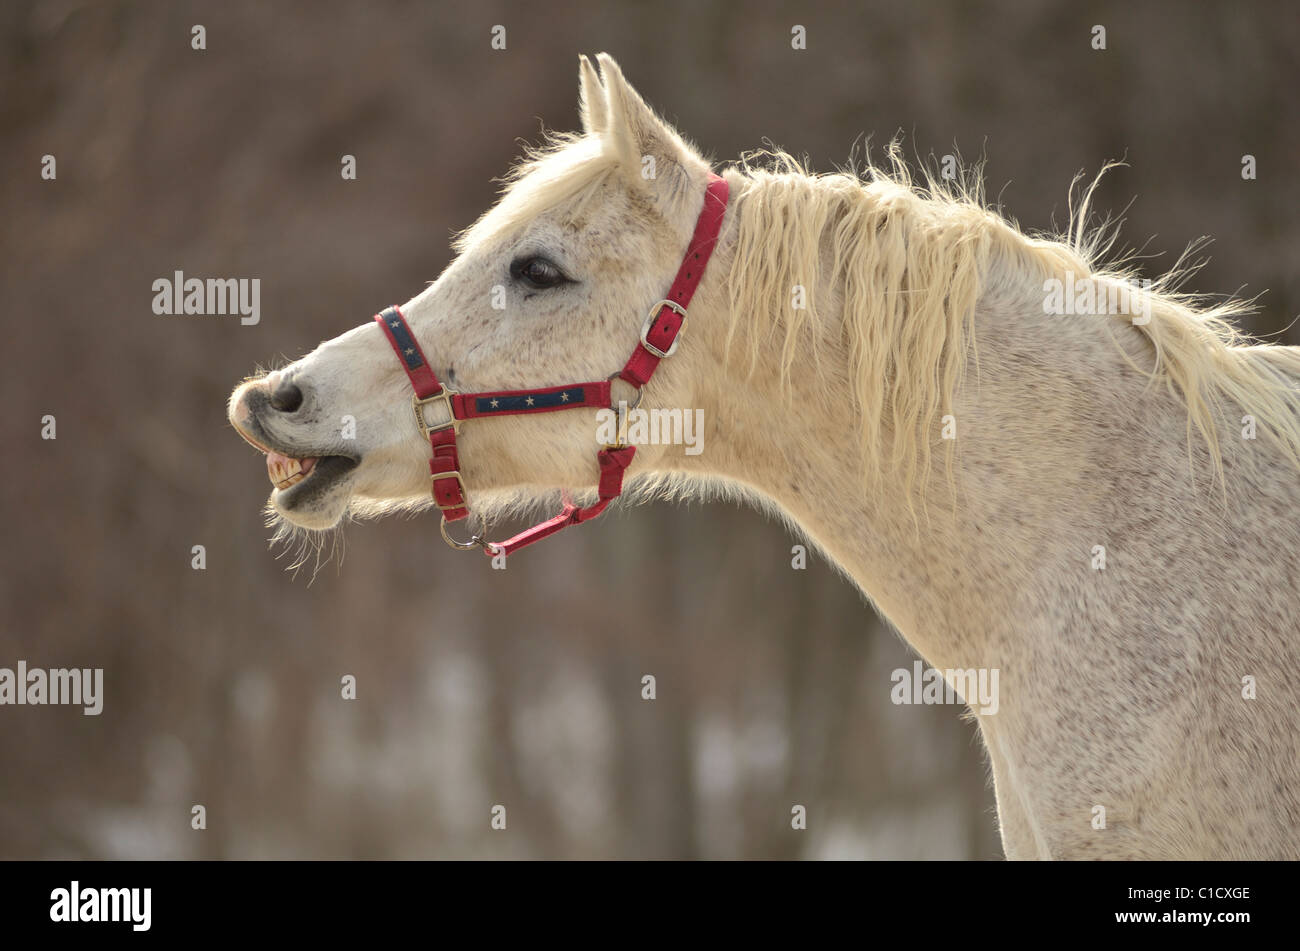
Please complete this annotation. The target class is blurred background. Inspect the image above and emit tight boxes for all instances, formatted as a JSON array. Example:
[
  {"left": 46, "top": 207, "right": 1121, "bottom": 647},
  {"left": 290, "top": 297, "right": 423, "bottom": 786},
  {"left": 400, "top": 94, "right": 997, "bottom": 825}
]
[{"left": 1, "top": 0, "right": 1295, "bottom": 859}]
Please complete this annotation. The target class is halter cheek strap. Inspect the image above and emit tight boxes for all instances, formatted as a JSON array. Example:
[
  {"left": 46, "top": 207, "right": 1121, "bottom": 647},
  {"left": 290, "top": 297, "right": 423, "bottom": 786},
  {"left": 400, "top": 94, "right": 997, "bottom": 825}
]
[{"left": 375, "top": 172, "right": 729, "bottom": 560}]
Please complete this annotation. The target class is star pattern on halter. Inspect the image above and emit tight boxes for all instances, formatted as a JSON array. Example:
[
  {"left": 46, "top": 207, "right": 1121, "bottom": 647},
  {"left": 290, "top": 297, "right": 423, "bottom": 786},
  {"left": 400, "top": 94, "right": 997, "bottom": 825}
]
[{"left": 470, "top": 389, "right": 594, "bottom": 415}]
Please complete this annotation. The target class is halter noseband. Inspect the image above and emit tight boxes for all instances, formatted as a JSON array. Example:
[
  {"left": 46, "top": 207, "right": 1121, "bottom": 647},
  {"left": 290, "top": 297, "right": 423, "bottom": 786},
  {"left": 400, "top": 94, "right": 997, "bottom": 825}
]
[{"left": 374, "top": 172, "right": 729, "bottom": 560}]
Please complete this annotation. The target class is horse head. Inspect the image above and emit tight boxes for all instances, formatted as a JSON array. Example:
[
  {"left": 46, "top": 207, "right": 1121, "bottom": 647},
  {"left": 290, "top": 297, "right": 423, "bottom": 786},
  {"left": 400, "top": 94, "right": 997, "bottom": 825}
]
[{"left": 229, "top": 54, "right": 723, "bottom": 538}]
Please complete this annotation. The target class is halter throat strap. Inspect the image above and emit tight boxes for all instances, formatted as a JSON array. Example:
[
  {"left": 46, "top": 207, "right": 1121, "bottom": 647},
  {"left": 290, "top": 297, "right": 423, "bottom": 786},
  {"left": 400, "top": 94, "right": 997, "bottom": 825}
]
[{"left": 374, "top": 171, "right": 729, "bottom": 559}]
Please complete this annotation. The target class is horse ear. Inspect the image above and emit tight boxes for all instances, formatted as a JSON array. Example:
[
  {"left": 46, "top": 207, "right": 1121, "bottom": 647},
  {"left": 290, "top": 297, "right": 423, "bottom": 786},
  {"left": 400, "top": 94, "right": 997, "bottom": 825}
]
[
  {"left": 594, "top": 53, "right": 708, "bottom": 209},
  {"left": 578, "top": 55, "right": 608, "bottom": 135}
]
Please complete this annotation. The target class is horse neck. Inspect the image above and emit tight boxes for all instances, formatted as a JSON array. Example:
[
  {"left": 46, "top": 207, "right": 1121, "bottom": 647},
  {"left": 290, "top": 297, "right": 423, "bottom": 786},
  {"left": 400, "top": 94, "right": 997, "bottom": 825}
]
[
  {"left": 666, "top": 176, "right": 1300, "bottom": 858},
  {"left": 675, "top": 254, "right": 1041, "bottom": 672},
  {"left": 675, "top": 221, "right": 1172, "bottom": 673}
]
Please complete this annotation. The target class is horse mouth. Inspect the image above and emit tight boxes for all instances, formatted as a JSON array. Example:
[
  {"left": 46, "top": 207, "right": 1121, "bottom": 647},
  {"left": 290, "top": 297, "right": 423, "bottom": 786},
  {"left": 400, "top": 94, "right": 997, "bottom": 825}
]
[
  {"left": 232, "top": 424, "right": 358, "bottom": 502},
  {"left": 267, "top": 453, "right": 358, "bottom": 502}
]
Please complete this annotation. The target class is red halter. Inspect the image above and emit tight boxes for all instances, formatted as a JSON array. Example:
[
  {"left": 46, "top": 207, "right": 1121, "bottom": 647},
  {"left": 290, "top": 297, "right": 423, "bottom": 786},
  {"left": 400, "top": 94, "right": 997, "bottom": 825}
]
[{"left": 375, "top": 172, "right": 729, "bottom": 560}]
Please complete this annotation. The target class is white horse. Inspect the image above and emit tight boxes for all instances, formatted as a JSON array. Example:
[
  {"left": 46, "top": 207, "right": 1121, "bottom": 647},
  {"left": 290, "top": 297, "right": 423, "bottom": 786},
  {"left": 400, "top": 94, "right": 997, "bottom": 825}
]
[{"left": 229, "top": 54, "right": 1300, "bottom": 859}]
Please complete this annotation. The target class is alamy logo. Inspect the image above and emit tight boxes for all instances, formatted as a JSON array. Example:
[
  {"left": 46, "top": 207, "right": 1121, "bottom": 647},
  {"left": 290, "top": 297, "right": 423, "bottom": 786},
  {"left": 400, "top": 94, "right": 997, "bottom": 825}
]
[
  {"left": 595, "top": 401, "right": 704, "bottom": 455},
  {"left": 891, "top": 660, "right": 1000, "bottom": 715},
  {"left": 0, "top": 661, "right": 103, "bottom": 715},
  {"left": 50, "top": 881, "right": 151, "bottom": 932},
  {"left": 152, "top": 270, "right": 260, "bottom": 325},
  {"left": 1043, "top": 270, "right": 1151, "bottom": 325}
]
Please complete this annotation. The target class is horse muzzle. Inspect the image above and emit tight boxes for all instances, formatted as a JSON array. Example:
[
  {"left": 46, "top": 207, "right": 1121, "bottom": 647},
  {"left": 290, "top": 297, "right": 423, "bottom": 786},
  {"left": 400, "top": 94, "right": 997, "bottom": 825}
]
[{"left": 228, "top": 376, "right": 360, "bottom": 510}]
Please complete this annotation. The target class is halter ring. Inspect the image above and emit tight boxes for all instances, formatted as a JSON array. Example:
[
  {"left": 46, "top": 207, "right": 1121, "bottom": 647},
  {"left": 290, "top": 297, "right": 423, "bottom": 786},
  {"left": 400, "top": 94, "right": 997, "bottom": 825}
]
[
  {"left": 439, "top": 514, "right": 489, "bottom": 552},
  {"left": 606, "top": 372, "right": 644, "bottom": 411}
]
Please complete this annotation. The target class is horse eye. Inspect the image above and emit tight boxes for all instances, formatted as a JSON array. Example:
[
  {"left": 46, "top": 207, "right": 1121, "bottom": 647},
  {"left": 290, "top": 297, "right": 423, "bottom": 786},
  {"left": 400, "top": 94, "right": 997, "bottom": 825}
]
[{"left": 511, "top": 256, "right": 570, "bottom": 289}]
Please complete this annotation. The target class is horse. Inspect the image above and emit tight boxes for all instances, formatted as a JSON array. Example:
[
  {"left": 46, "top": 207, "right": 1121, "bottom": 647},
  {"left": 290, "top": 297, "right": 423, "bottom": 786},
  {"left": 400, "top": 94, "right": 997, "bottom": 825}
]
[{"left": 228, "top": 53, "right": 1300, "bottom": 859}]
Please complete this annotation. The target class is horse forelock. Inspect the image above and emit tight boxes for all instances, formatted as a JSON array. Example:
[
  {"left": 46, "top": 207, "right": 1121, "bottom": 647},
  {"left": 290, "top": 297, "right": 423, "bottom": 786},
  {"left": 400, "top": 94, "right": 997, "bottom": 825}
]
[{"left": 450, "top": 133, "right": 621, "bottom": 254}]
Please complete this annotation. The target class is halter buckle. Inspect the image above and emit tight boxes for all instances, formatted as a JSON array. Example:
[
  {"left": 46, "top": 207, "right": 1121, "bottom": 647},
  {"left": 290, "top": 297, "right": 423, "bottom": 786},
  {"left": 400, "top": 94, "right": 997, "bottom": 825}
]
[
  {"left": 432, "top": 469, "right": 469, "bottom": 511},
  {"left": 414, "top": 388, "right": 461, "bottom": 436},
  {"left": 640, "top": 299, "right": 688, "bottom": 359}
]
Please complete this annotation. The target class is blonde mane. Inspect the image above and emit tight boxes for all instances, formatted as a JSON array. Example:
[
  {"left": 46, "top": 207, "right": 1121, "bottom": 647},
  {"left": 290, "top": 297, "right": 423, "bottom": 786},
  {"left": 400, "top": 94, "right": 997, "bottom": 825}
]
[{"left": 721, "top": 141, "right": 1300, "bottom": 499}]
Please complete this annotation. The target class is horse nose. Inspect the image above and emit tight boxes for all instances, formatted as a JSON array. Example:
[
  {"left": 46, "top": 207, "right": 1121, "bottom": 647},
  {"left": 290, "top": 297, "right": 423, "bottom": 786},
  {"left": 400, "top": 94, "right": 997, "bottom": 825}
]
[{"left": 269, "top": 378, "right": 304, "bottom": 413}]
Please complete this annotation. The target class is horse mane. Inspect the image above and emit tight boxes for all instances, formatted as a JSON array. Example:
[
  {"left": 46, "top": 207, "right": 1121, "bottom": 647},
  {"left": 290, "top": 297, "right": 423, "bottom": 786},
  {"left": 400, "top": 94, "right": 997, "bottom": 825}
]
[{"left": 721, "top": 139, "right": 1300, "bottom": 499}]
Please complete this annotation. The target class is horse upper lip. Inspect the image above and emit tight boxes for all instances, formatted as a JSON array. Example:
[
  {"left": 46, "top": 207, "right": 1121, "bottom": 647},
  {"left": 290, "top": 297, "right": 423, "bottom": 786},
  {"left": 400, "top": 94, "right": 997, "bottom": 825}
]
[
  {"left": 232, "top": 420, "right": 275, "bottom": 455},
  {"left": 230, "top": 419, "right": 356, "bottom": 463}
]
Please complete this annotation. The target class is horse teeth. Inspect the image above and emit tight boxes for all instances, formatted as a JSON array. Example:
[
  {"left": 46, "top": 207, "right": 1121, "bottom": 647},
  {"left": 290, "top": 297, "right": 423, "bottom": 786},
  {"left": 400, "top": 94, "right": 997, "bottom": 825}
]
[{"left": 266, "top": 451, "right": 309, "bottom": 489}]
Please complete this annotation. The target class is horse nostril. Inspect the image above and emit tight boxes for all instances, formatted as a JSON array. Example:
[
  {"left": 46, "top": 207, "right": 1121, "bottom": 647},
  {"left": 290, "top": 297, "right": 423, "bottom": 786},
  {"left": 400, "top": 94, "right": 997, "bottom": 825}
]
[{"left": 269, "top": 379, "right": 304, "bottom": 413}]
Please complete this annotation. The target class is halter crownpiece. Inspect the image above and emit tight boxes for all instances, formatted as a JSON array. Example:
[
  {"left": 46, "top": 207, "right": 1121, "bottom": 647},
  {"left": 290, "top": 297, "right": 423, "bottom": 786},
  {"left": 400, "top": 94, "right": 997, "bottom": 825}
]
[{"left": 375, "top": 171, "right": 730, "bottom": 560}]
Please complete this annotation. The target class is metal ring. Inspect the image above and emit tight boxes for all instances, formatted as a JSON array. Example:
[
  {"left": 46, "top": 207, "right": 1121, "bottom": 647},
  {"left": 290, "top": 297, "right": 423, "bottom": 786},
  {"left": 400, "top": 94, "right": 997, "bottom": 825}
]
[
  {"left": 606, "top": 372, "right": 643, "bottom": 411},
  {"left": 440, "top": 514, "right": 487, "bottom": 552}
]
